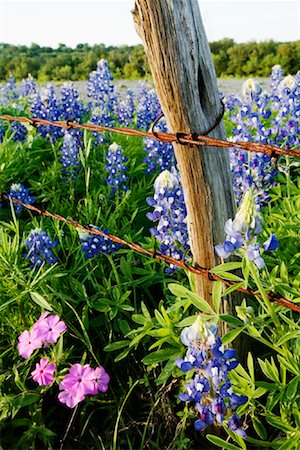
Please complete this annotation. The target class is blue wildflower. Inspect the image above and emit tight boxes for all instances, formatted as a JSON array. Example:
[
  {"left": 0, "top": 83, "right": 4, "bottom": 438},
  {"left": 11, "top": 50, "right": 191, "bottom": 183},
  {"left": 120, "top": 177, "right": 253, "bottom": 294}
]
[
  {"left": 60, "top": 82, "right": 85, "bottom": 122},
  {"left": 194, "top": 405, "right": 214, "bottom": 431},
  {"left": 146, "top": 168, "right": 190, "bottom": 273},
  {"left": 227, "top": 414, "right": 247, "bottom": 438},
  {"left": 8, "top": 183, "right": 35, "bottom": 214},
  {"left": 21, "top": 74, "right": 37, "bottom": 97},
  {"left": 79, "top": 227, "right": 121, "bottom": 258},
  {"left": 30, "top": 85, "right": 63, "bottom": 142},
  {"left": 136, "top": 82, "right": 162, "bottom": 130},
  {"left": 60, "top": 131, "right": 82, "bottom": 178},
  {"left": 143, "top": 118, "right": 176, "bottom": 173},
  {"left": 105, "top": 142, "right": 128, "bottom": 195},
  {"left": 177, "top": 317, "right": 248, "bottom": 435},
  {"left": 116, "top": 89, "right": 135, "bottom": 127},
  {"left": 23, "top": 228, "right": 58, "bottom": 269},
  {"left": 215, "top": 189, "right": 278, "bottom": 269},
  {"left": 87, "top": 59, "right": 116, "bottom": 115},
  {"left": 11, "top": 122, "right": 27, "bottom": 142}
]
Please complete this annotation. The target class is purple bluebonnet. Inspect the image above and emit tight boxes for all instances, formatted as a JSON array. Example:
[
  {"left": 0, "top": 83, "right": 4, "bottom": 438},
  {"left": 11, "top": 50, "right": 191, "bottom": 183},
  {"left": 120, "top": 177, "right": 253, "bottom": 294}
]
[
  {"left": 116, "top": 89, "right": 135, "bottom": 127},
  {"left": 60, "top": 82, "right": 85, "bottom": 122},
  {"left": 23, "top": 228, "right": 58, "bottom": 269},
  {"left": 105, "top": 142, "right": 128, "bottom": 195},
  {"left": 11, "top": 122, "right": 27, "bottom": 142},
  {"left": 8, "top": 183, "right": 35, "bottom": 214},
  {"left": 87, "top": 60, "right": 114, "bottom": 107},
  {"left": 176, "top": 318, "right": 247, "bottom": 435},
  {"left": 79, "top": 227, "right": 121, "bottom": 258},
  {"left": 0, "top": 75, "right": 18, "bottom": 106},
  {"left": 136, "top": 82, "right": 162, "bottom": 130},
  {"left": 21, "top": 74, "right": 37, "bottom": 98},
  {"left": 215, "top": 189, "right": 279, "bottom": 269},
  {"left": 143, "top": 119, "right": 176, "bottom": 173},
  {"left": 270, "top": 65, "right": 284, "bottom": 92},
  {"left": 60, "top": 131, "right": 82, "bottom": 178},
  {"left": 224, "top": 65, "right": 300, "bottom": 207},
  {"left": 227, "top": 414, "right": 247, "bottom": 438},
  {"left": 87, "top": 60, "right": 117, "bottom": 144},
  {"left": 90, "top": 105, "right": 114, "bottom": 145},
  {"left": 30, "top": 85, "right": 63, "bottom": 142},
  {"left": 0, "top": 123, "right": 4, "bottom": 142},
  {"left": 146, "top": 168, "right": 190, "bottom": 274}
]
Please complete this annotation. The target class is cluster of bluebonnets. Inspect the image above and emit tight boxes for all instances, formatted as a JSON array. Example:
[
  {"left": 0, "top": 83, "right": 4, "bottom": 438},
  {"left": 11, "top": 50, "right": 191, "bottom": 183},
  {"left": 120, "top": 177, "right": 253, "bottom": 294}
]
[
  {"left": 105, "top": 142, "right": 129, "bottom": 194},
  {"left": 23, "top": 228, "right": 58, "bottom": 269},
  {"left": 79, "top": 227, "right": 121, "bottom": 258},
  {"left": 18, "top": 312, "right": 110, "bottom": 409},
  {"left": 176, "top": 318, "right": 248, "bottom": 436},
  {"left": 8, "top": 183, "right": 35, "bottom": 214},
  {"left": 1, "top": 63, "right": 295, "bottom": 274},
  {"left": 223, "top": 66, "right": 300, "bottom": 207},
  {"left": 146, "top": 168, "right": 190, "bottom": 273}
]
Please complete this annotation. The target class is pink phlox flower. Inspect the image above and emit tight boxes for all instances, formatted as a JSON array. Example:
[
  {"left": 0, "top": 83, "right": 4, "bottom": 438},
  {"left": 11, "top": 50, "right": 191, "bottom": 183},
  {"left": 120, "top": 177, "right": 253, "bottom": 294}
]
[
  {"left": 62, "top": 363, "right": 95, "bottom": 397},
  {"left": 33, "top": 312, "right": 50, "bottom": 328},
  {"left": 92, "top": 366, "right": 110, "bottom": 394},
  {"left": 58, "top": 379, "right": 85, "bottom": 408},
  {"left": 34, "top": 314, "right": 67, "bottom": 344},
  {"left": 17, "top": 328, "right": 43, "bottom": 359},
  {"left": 31, "top": 357, "right": 56, "bottom": 386}
]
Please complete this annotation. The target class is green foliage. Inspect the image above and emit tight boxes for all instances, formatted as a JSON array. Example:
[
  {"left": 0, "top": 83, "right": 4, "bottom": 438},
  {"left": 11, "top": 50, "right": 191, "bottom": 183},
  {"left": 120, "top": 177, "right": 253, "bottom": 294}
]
[{"left": 0, "top": 39, "right": 298, "bottom": 82}]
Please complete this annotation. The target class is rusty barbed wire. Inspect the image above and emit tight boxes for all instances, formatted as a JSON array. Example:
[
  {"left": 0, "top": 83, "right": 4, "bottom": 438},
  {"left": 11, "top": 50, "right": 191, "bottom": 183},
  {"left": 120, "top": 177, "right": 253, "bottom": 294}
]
[
  {"left": 1, "top": 114, "right": 300, "bottom": 158},
  {"left": 1, "top": 194, "right": 300, "bottom": 313}
]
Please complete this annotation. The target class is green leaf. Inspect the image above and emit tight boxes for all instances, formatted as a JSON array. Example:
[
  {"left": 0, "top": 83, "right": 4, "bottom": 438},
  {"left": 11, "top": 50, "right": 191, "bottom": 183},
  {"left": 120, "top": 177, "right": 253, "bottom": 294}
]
[
  {"left": 212, "top": 272, "right": 244, "bottom": 282},
  {"left": 141, "top": 301, "right": 151, "bottom": 320},
  {"left": 176, "top": 315, "right": 198, "bottom": 328},
  {"left": 212, "top": 281, "right": 222, "bottom": 314},
  {"left": 222, "top": 328, "right": 243, "bottom": 344},
  {"left": 168, "top": 283, "right": 215, "bottom": 314},
  {"left": 154, "top": 310, "right": 166, "bottom": 327},
  {"left": 206, "top": 435, "right": 243, "bottom": 450},
  {"left": 168, "top": 283, "right": 190, "bottom": 298},
  {"left": 131, "top": 314, "right": 147, "bottom": 325},
  {"left": 222, "top": 282, "right": 244, "bottom": 297},
  {"left": 245, "top": 436, "right": 280, "bottom": 448},
  {"left": 142, "top": 347, "right": 179, "bottom": 365},
  {"left": 278, "top": 439, "right": 300, "bottom": 450},
  {"left": 187, "top": 292, "right": 215, "bottom": 314},
  {"left": 252, "top": 416, "right": 267, "bottom": 440},
  {"left": 210, "top": 262, "right": 243, "bottom": 273},
  {"left": 30, "top": 292, "right": 53, "bottom": 311},
  {"left": 277, "top": 354, "right": 298, "bottom": 376},
  {"left": 276, "top": 331, "right": 300, "bottom": 346},
  {"left": 104, "top": 340, "right": 130, "bottom": 352},
  {"left": 253, "top": 387, "right": 268, "bottom": 398},
  {"left": 285, "top": 377, "right": 299, "bottom": 401},
  {"left": 220, "top": 314, "right": 244, "bottom": 327},
  {"left": 247, "top": 352, "right": 254, "bottom": 381},
  {"left": 114, "top": 347, "right": 130, "bottom": 362},
  {"left": 265, "top": 414, "right": 296, "bottom": 432}
]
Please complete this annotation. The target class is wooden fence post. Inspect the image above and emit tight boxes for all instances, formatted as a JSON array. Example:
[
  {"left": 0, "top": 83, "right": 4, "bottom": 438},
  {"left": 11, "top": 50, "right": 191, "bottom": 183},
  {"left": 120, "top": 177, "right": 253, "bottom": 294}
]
[{"left": 132, "top": 0, "right": 236, "bottom": 306}]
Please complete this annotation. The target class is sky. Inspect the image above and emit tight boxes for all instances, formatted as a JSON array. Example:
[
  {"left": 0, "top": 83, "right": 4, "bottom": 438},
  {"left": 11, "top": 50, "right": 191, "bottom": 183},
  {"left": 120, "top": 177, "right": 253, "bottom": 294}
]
[{"left": 0, "top": 0, "right": 299, "bottom": 48}]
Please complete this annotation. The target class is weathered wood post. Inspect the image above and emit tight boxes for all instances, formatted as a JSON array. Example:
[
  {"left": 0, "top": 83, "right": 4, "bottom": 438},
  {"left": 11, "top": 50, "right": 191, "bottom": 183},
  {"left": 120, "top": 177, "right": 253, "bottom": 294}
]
[{"left": 133, "top": 0, "right": 236, "bottom": 306}]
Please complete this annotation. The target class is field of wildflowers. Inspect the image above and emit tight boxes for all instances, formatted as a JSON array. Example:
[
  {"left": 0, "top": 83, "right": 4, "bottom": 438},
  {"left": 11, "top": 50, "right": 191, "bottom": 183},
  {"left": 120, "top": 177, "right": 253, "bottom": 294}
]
[{"left": 0, "top": 61, "right": 300, "bottom": 449}]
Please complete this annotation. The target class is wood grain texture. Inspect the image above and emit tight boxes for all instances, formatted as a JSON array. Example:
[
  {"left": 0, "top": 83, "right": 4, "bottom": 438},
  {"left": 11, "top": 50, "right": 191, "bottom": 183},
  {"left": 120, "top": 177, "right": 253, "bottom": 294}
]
[{"left": 133, "top": 0, "right": 236, "bottom": 304}]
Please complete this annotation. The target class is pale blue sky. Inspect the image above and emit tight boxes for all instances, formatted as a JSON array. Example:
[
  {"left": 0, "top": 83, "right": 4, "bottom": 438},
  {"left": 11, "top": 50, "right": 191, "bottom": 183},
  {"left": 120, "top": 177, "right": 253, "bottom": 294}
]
[{"left": 0, "top": 0, "right": 299, "bottom": 47}]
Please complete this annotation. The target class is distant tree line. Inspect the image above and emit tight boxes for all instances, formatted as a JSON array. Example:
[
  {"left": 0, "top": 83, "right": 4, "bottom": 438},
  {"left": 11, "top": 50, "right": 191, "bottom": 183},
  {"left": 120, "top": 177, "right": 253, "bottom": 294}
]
[{"left": 0, "top": 39, "right": 299, "bottom": 82}]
